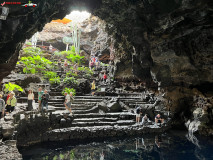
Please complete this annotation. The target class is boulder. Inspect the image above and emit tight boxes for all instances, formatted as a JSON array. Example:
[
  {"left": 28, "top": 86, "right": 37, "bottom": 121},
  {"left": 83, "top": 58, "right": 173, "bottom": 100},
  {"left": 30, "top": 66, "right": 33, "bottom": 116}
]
[
  {"left": 107, "top": 102, "right": 122, "bottom": 112},
  {"left": 2, "top": 123, "right": 15, "bottom": 139},
  {"left": 97, "top": 101, "right": 109, "bottom": 112}
]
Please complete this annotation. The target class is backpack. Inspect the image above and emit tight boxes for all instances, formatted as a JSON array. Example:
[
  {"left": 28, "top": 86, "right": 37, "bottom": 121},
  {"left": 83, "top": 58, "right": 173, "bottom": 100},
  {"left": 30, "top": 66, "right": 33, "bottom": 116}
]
[{"left": 136, "top": 107, "right": 140, "bottom": 114}]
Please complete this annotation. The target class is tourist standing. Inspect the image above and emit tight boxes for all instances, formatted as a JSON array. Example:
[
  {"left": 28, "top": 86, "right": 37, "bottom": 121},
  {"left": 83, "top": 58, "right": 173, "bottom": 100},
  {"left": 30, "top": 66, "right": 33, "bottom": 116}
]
[
  {"left": 6, "top": 92, "right": 16, "bottom": 113},
  {"left": 41, "top": 89, "right": 49, "bottom": 111},
  {"left": 0, "top": 94, "right": 5, "bottom": 119},
  {"left": 91, "top": 80, "right": 96, "bottom": 96},
  {"left": 103, "top": 72, "right": 107, "bottom": 83},
  {"left": 38, "top": 87, "right": 43, "bottom": 111},
  {"left": 64, "top": 59, "right": 68, "bottom": 73},
  {"left": 89, "top": 60, "right": 94, "bottom": 70},
  {"left": 27, "top": 90, "right": 34, "bottom": 111},
  {"left": 135, "top": 106, "right": 142, "bottom": 124},
  {"left": 64, "top": 92, "right": 74, "bottom": 115}
]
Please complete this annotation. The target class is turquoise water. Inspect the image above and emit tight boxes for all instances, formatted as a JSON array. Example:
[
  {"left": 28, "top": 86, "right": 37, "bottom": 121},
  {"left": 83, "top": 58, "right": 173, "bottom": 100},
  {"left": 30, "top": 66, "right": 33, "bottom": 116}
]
[{"left": 20, "top": 131, "right": 213, "bottom": 160}]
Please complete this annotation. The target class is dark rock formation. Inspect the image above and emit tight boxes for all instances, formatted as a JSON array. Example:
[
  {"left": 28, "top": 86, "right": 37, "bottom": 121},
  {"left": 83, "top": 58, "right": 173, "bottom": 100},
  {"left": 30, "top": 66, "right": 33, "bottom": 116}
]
[
  {"left": 0, "top": 0, "right": 212, "bottom": 134},
  {"left": 0, "top": 140, "right": 22, "bottom": 160}
]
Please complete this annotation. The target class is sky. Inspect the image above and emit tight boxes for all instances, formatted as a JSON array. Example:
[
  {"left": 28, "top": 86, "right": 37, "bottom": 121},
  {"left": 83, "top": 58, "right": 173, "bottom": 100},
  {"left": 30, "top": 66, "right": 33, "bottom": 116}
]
[{"left": 65, "top": 11, "right": 91, "bottom": 23}]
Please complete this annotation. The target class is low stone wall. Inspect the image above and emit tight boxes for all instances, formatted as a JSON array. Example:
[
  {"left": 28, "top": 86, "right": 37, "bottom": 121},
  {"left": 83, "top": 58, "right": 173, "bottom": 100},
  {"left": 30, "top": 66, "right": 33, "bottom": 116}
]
[
  {"left": 0, "top": 140, "right": 22, "bottom": 160},
  {"left": 43, "top": 125, "right": 170, "bottom": 143}
]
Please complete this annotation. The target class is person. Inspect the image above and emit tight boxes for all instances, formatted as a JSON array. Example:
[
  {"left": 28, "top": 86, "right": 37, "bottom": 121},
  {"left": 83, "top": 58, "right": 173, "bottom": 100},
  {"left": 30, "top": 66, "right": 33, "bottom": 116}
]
[
  {"left": 58, "top": 59, "right": 62, "bottom": 70},
  {"left": 141, "top": 114, "right": 150, "bottom": 125},
  {"left": 103, "top": 72, "right": 107, "bottom": 83},
  {"left": 155, "top": 114, "right": 164, "bottom": 124},
  {"left": 64, "top": 92, "right": 74, "bottom": 115},
  {"left": 135, "top": 106, "right": 141, "bottom": 124},
  {"left": 6, "top": 91, "right": 11, "bottom": 102},
  {"left": 91, "top": 80, "right": 96, "bottom": 96},
  {"left": 95, "top": 57, "right": 99, "bottom": 69},
  {"left": 27, "top": 90, "right": 34, "bottom": 111},
  {"left": 64, "top": 59, "right": 68, "bottom": 73},
  {"left": 0, "top": 94, "right": 5, "bottom": 119},
  {"left": 6, "top": 92, "right": 16, "bottom": 113},
  {"left": 89, "top": 60, "right": 94, "bottom": 70},
  {"left": 73, "top": 63, "right": 78, "bottom": 74},
  {"left": 38, "top": 87, "right": 43, "bottom": 111},
  {"left": 41, "top": 89, "right": 49, "bottom": 111},
  {"left": 49, "top": 44, "right": 53, "bottom": 51}
]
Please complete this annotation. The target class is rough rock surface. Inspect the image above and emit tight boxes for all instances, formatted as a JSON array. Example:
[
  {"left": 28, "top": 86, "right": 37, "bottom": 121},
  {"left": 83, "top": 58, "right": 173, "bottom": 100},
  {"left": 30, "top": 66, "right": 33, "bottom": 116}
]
[
  {"left": 37, "top": 16, "right": 111, "bottom": 62},
  {"left": 0, "top": 0, "right": 212, "bottom": 134},
  {"left": 0, "top": 140, "right": 22, "bottom": 160}
]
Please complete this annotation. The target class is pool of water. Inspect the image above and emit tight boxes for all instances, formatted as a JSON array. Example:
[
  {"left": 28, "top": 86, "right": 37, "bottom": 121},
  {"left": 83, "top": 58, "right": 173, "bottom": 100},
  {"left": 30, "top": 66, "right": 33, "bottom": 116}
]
[{"left": 19, "top": 130, "right": 213, "bottom": 160}]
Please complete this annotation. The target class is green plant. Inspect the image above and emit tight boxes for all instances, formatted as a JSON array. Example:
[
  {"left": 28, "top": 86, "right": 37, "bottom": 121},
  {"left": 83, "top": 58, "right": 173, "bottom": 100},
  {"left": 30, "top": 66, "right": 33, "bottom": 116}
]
[
  {"left": 63, "top": 77, "right": 78, "bottom": 86},
  {"left": 70, "top": 150, "right": 75, "bottom": 160},
  {"left": 59, "top": 153, "right": 64, "bottom": 160},
  {"left": 53, "top": 155, "right": 58, "bottom": 160},
  {"left": 44, "top": 71, "right": 57, "bottom": 79},
  {"left": 25, "top": 42, "right": 32, "bottom": 46},
  {"left": 66, "top": 71, "right": 78, "bottom": 77},
  {"left": 4, "top": 82, "right": 24, "bottom": 92},
  {"left": 62, "top": 88, "right": 76, "bottom": 96},
  {"left": 49, "top": 76, "right": 60, "bottom": 85},
  {"left": 20, "top": 56, "right": 53, "bottom": 74},
  {"left": 23, "top": 47, "right": 42, "bottom": 56}
]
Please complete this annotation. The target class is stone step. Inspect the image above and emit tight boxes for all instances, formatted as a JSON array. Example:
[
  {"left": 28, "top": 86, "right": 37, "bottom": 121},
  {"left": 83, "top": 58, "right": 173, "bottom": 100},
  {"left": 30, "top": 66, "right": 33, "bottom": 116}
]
[
  {"left": 72, "top": 113, "right": 135, "bottom": 119},
  {"left": 71, "top": 120, "right": 135, "bottom": 127},
  {"left": 73, "top": 117, "right": 118, "bottom": 122}
]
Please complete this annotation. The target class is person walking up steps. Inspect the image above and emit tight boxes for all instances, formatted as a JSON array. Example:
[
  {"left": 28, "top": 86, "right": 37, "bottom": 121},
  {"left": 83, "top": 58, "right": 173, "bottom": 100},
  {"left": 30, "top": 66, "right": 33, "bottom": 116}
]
[
  {"left": 91, "top": 80, "right": 96, "bottom": 96},
  {"left": 64, "top": 92, "right": 74, "bottom": 115}
]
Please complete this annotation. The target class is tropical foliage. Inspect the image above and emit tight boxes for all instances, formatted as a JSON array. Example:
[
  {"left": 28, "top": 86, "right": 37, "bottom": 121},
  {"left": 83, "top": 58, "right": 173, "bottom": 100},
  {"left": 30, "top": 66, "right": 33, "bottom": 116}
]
[
  {"left": 4, "top": 82, "right": 24, "bottom": 92},
  {"left": 63, "top": 77, "right": 78, "bottom": 86},
  {"left": 44, "top": 71, "right": 57, "bottom": 79},
  {"left": 20, "top": 56, "right": 52, "bottom": 74},
  {"left": 49, "top": 77, "right": 60, "bottom": 85},
  {"left": 62, "top": 88, "right": 76, "bottom": 96},
  {"left": 23, "top": 47, "right": 42, "bottom": 56}
]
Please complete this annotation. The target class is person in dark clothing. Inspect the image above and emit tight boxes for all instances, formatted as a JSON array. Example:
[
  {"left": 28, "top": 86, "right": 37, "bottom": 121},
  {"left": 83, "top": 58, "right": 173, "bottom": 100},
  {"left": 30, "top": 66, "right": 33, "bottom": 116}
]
[
  {"left": 41, "top": 90, "right": 49, "bottom": 111},
  {"left": 0, "top": 94, "right": 5, "bottom": 119},
  {"left": 155, "top": 114, "right": 164, "bottom": 124}
]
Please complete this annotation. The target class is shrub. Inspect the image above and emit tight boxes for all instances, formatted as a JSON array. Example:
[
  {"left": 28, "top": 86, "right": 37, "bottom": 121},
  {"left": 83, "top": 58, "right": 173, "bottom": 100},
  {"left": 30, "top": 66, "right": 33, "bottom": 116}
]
[
  {"left": 4, "top": 82, "right": 24, "bottom": 92},
  {"left": 23, "top": 47, "right": 42, "bottom": 57},
  {"left": 49, "top": 77, "right": 60, "bottom": 85},
  {"left": 44, "top": 71, "right": 57, "bottom": 79},
  {"left": 63, "top": 77, "right": 78, "bottom": 86},
  {"left": 62, "top": 88, "right": 76, "bottom": 96},
  {"left": 20, "top": 56, "right": 53, "bottom": 74}
]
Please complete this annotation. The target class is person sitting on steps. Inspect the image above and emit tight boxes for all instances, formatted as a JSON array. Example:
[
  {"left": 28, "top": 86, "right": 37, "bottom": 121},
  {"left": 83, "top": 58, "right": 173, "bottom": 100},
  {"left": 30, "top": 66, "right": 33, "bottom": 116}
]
[
  {"left": 6, "top": 92, "right": 16, "bottom": 113},
  {"left": 141, "top": 114, "right": 151, "bottom": 125},
  {"left": 155, "top": 114, "right": 164, "bottom": 124}
]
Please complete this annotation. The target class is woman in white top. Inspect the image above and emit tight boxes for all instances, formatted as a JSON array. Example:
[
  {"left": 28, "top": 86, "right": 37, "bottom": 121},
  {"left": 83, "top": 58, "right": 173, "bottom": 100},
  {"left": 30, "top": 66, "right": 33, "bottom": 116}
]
[{"left": 28, "top": 90, "right": 34, "bottom": 111}]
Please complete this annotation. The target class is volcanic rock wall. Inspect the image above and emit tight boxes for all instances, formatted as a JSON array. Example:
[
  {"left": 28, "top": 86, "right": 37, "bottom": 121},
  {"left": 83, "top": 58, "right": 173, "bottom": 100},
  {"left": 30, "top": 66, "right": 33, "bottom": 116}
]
[{"left": 0, "top": 0, "right": 212, "bottom": 134}]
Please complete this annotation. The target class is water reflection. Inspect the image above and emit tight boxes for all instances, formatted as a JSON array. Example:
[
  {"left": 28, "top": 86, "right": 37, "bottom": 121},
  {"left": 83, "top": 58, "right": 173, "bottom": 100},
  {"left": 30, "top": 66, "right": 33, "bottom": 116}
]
[{"left": 20, "top": 131, "right": 213, "bottom": 160}]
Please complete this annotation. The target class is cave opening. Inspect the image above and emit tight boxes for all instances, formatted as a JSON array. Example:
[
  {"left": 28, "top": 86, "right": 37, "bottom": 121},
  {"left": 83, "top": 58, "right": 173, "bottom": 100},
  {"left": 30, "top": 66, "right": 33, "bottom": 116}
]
[{"left": 0, "top": 1, "right": 213, "bottom": 159}]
